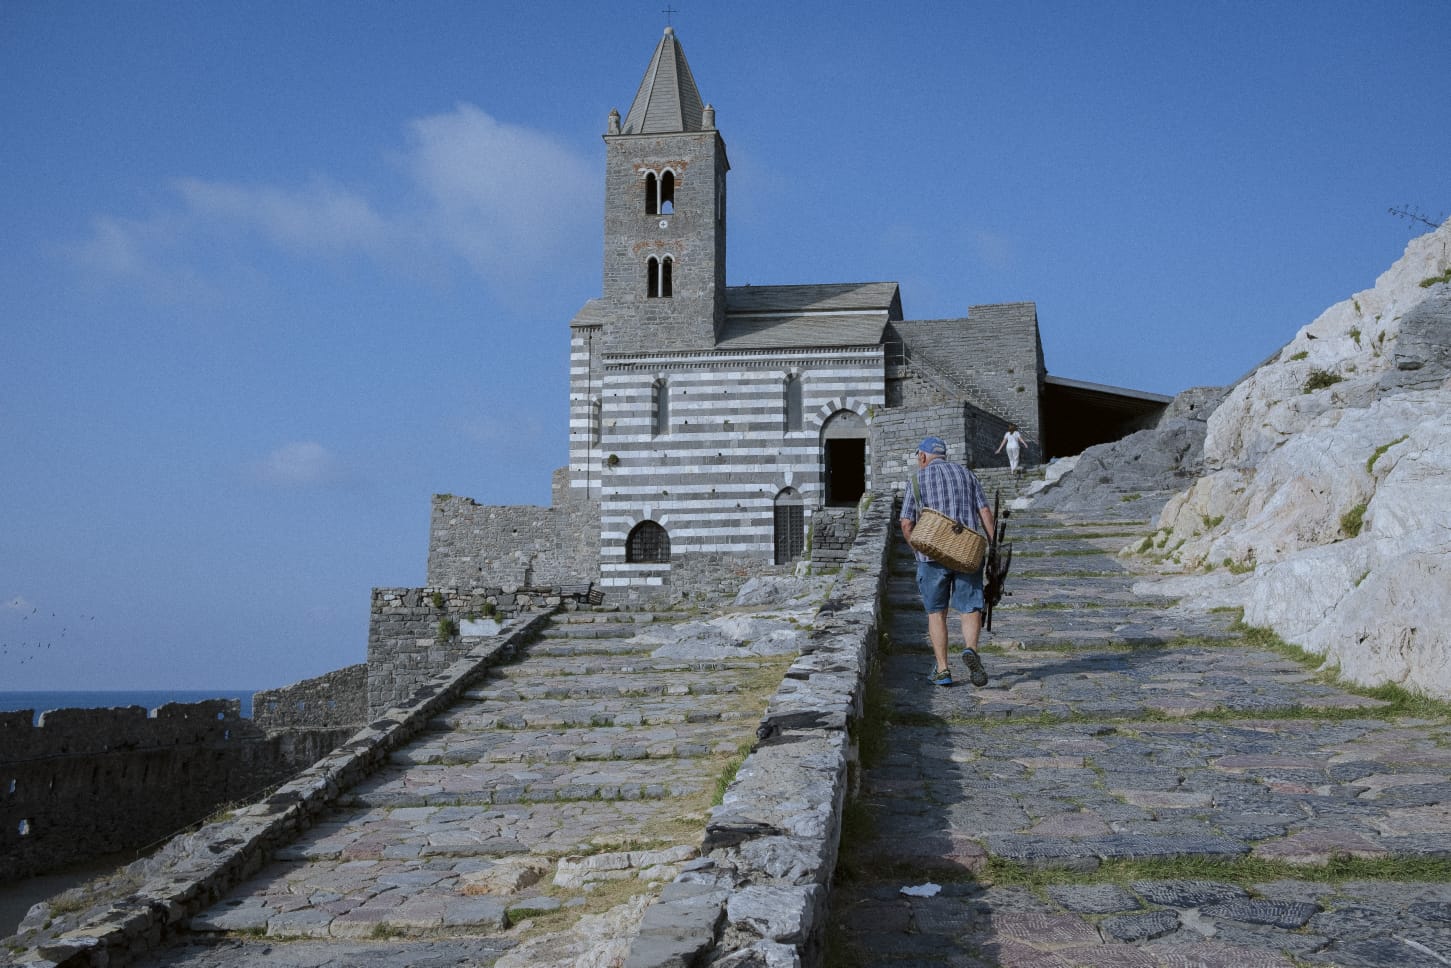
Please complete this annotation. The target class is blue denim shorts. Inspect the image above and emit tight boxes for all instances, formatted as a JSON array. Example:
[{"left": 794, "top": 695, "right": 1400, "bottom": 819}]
[{"left": 916, "top": 559, "right": 985, "bottom": 615}]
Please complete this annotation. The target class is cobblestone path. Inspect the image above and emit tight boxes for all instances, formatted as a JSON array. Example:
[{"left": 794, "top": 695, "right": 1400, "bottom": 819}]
[
  {"left": 138, "top": 612, "right": 782, "bottom": 967},
  {"left": 831, "top": 499, "right": 1451, "bottom": 967}
]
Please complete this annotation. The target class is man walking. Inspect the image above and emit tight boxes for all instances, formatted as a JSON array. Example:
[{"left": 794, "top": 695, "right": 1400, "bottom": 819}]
[{"left": 900, "top": 436, "right": 996, "bottom": 687}]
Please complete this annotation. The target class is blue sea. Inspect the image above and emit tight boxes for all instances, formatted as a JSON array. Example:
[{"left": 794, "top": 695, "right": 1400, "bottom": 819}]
[{"left": 0, "top": 690, "right": 254, "bottom": 724}]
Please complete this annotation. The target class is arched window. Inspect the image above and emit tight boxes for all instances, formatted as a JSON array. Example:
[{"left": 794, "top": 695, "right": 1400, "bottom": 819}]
[
  {"left": 653, "top": 378, "right": 669, "bottom": 436},
  {"left": 626, "top": 521, "right": 671, "bottom": 563},
  {"left": 647, "top": 256, "right": 673, "bottom": 298},
  {"left": 644, "top": 171, "right": 658, "bottom": 215},
  {"left": 774, "top": 488, "right": 804, "bottom": 565},
  {"left": 784, "top": 374, "right": 803, "bottom": 431},
  {"left": 660, "top": 170, "right": 675, "bottom": 214}
]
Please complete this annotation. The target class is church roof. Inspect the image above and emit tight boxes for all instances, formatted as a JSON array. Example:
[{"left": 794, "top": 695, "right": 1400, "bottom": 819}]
[
  {"left": 620, "top": 27, "right": 706, "bottom": 135},
  {"left": 716, "top": 282, "right": 901, "bottom": 349}
]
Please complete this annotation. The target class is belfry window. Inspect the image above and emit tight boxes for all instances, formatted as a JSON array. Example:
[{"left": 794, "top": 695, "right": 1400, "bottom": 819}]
[
  {"left": 644, "top": 170, "right": 676, "bottom": 215},
  {"left": 647, "top": 256, "right": 673, "bottom": 298},
  {"left": 626, "top": 521, "right": 671, "bottom": 563}
]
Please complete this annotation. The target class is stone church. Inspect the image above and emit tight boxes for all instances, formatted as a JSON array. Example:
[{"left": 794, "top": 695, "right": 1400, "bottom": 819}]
[{"left": 426, "top": 27, "right": 1167, "bottom": 599}]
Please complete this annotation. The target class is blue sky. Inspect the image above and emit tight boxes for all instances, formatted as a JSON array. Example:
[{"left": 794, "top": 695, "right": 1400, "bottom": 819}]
[{"left": 3, "top": 1, "right": 1447, "bottom": 692}]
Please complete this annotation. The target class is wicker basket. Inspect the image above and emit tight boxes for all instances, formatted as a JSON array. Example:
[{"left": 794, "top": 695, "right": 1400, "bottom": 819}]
[{"left": 909, "top": 507, "right": 988, "bottom": 572}]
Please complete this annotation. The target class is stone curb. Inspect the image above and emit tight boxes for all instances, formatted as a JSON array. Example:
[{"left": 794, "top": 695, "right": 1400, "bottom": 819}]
[
  {"left": 15, "top": 611, "right": 557, "bottom": 968},
  {"left": 623, "top": 493, "right": 893, "bottom": 968}
]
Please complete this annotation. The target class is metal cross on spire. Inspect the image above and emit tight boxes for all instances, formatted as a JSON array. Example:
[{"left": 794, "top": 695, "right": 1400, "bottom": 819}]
[{"left": 662, "top": 5, "right": 678, "bottom": 26}]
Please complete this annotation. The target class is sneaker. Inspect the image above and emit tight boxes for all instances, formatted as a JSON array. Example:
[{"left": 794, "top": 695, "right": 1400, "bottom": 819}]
[
  {"left": 928, "top": 667, "right": 954, "bottom": 687},
  {"left": 961, "top": 649, "right": 989, "bottom": 687}
]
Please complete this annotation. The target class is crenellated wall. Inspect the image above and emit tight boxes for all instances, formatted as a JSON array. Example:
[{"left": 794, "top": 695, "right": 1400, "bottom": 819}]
[{"left": 0, "top": 700, "right": 348, "bottom": 882}]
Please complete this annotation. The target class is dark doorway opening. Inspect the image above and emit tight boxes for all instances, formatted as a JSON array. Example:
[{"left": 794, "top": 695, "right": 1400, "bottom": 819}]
[{"left": 825, "top": 439, "right": 866, "bottom": 506}]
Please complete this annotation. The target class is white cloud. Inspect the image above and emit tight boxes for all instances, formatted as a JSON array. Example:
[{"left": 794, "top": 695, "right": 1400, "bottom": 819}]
[
  {"left": 173, "top": 176, "right": 389, "bottom": 257},
  {"left": 66, "top": 104, "right": 596, "bottom": 299},
  {"left": 251, "top": 441, "right": 347, "bottom": 487}
]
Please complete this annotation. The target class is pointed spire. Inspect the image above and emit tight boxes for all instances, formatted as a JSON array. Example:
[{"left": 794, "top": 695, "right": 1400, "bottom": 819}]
[{"left": 619, "top": 26, "right": 707, "bottom": 135}]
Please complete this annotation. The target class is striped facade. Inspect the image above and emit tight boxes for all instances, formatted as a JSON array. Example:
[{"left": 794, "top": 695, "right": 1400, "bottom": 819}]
[{"left": 569, "top": 335, "right": 884, "bottom": 588}]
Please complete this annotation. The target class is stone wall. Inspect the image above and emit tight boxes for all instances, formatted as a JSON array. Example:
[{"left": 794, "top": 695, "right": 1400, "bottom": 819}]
[
  {"left": 253, "top": 664, "right": 367, "bottom": 731},
  {"left": 887, "top": 305, "right": 1045, "bottom": 461},
  {"left": 367, "top": 586, "right": 596, "bottom": 717},
  {"left": 808, "top": 506, "right": 857, "bottom": 564},
  {"left": 871, "top": 401, "right": 1012, "bottom": 489},
  {"left": 426, "top": 469, "right": 601, "bottom": 588},
  {"left": 0, "top": 701, "right": 346, "bottom": 883}
]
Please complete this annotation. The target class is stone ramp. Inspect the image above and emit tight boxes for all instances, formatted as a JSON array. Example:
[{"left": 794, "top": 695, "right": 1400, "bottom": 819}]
[
  {"left": 832, "top": 504, "right": 1451, "bottom": 966},
  {"left": 134, "top": 611, "right": 782, "bottom": 966}
]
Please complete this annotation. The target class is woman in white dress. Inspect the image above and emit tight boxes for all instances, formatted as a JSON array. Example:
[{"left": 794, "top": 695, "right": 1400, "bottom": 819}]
[{"left": 994, "top": 424, "right": 1032, "bottom": 473}]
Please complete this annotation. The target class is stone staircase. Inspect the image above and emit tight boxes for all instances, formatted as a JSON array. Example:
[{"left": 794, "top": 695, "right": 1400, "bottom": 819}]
[
  {"left": 831, "top": 500, "right": 1451, "bottom": 966},
  {"left": 138, "top": 610, "right": 785, "bottom": 967}
]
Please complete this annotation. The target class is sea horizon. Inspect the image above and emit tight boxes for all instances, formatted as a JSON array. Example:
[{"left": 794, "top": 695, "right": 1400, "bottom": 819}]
[{"left": 0, "top": 689, "right": 255, "bottom": 723}]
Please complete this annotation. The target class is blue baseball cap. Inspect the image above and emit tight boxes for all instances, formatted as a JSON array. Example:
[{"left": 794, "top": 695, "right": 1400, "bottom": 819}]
[{"left": 918, "top": 436, "right": 947, "bottom": 456}]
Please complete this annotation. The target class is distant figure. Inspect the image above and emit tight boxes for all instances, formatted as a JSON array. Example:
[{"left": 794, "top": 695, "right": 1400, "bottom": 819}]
[
  {"left": 995, "top": 424, "right": 1033, "bottom": 474},
  {"left": 900, "top": 436, "right": 995, "bottom": 688}
]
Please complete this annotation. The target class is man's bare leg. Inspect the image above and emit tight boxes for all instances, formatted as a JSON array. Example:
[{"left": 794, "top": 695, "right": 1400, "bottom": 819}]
[{"left": 927, "top": 610, "right": 950, "bottom": 673}]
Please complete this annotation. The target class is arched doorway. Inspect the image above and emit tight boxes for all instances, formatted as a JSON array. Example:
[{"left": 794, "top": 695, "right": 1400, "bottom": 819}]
[
  {"left": 773, "top": 488, "right": 804, "bottom": 565},
  {"left": 821, "top": 410, "right": 868, "bottom": 506}
]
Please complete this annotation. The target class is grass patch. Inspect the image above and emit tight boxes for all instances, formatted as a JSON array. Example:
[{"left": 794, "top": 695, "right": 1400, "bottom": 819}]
[
  {"left": 508, "top": 878, "right": 657, "bottom": 941},
  {"left": 1201, "top": 514, "right": 1224, "bottom": 529},
  {"left": 983, "top": 853, "right": 1451, "bottom": 891},
  {"left": 1340, "top": 502, "right": 1368, "bottom": 538},
  {"left": 1419, "top": 267, "right": 1451, "bottom": 288},
  {"left": 1367, "top": 435, "right": 1409, "bottom": 473},
  {"left": 1120, "top": 493, "right": 1142, "bottom": 502},
  {"left": 712, "top": 742, "right": 754, "bottom": 805},
  {"left": 1289, "top": 350, "right": 1308, "bottom": 361},
  {"left": 1302, "top": 368, "right": 1343, "bottom": 393}
]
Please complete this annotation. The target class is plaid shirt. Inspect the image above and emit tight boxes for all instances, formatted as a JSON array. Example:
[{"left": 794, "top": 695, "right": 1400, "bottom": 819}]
[{"left": 901, "top": 458, "right": 989, "bottom": 564}]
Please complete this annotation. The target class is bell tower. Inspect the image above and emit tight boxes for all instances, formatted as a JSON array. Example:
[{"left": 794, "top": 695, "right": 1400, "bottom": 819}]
[{"left": 601, "top": 27, "right": 728, "bottom": 354}]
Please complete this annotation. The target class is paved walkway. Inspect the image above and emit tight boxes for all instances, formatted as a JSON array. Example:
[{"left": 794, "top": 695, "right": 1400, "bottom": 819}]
[
  {"left": 830, "top": 495, "right": 1451, "bottom": 967},
  {"left": 136, "top": 612, "right": 783, "bottom": 967}
]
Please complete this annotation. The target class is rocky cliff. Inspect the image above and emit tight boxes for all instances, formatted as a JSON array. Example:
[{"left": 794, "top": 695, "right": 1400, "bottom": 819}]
[{"left": 1131, "top": 220, "right": 1451, "bottom": 697}]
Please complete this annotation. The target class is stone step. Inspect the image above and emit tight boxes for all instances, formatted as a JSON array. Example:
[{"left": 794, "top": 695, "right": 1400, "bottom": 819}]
[
  {"left": 398, "top": 720, "right": 751, "bottom": 766},
  {"left": 432, "top": 692, "right": 760, "bottom": 730},
  {"left": 463, "top": 673, "right": 744, "bottom": 702},
  {"left": 341, "top": 757, "right": 711, "bottom": 808},
  {"left": 476, "top": 652, "right": 760, "bottom": 677}
]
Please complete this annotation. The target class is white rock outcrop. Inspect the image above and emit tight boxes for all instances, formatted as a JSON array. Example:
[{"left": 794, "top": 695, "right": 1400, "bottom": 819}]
[{"left": 1134, "top": 221, "right": 1451, "bottom": 697}]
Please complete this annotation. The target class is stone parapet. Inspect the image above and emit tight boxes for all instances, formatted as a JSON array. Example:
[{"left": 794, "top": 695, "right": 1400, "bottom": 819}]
[{"left": 623, "top": 490, "right": 894, "bottom": 968}]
